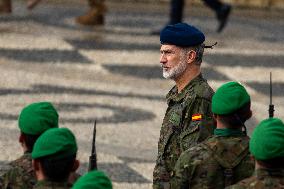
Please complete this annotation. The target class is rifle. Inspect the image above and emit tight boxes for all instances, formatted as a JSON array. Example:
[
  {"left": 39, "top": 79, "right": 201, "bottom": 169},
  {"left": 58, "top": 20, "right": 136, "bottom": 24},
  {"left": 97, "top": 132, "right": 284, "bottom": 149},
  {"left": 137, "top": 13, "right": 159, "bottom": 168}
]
[
  {"left": 268, "top": 72, "right": 274, "bottom": 118},
  {"left": 88, "top": 120, "right": 97, "bottom": 171}
]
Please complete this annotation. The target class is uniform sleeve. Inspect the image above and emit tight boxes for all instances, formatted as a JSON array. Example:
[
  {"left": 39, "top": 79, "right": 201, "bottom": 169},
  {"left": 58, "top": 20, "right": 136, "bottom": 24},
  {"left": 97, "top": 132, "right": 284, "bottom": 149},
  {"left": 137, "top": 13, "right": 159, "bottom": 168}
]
[
  {"left": 170, "top": 150, "right": 195, "bottom": 189},
  {"left": 153, "top": 157, "right": 171, "bottom": 189},
  {"left": 0, "top": 167, "right": 31, "bottom": 189},
  {"left": 180, "top": 97, "right": 214, "bottom": 151},
  {"left": 0, "top": 164, "right": 13, "bottom": 189}
]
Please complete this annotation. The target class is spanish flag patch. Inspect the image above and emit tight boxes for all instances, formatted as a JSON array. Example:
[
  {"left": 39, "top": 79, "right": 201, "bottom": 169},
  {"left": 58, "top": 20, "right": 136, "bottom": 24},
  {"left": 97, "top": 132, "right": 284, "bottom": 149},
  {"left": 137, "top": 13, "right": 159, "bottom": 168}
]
[{"left": 192, "top": 114, "right": 202, "bottom": 121}]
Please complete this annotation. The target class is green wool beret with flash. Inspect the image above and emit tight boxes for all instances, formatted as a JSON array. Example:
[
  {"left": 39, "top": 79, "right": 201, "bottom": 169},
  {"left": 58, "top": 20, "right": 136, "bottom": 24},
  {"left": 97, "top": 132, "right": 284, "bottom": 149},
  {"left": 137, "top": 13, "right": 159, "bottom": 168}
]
[
  {"left": 32, "top": 127, "right": 77, "bottom": 159},
  {"left": 212, "top": 81, "right": 250, "bottom": 115},
  {"left": 18, "top": 102, "right": 58, "bottom": 135},
  {"left": 72, "top": 170, "right": 112, "bottom": 189},
  {"left": 250, "top": 118, "right": 284, "bottom": 160}
]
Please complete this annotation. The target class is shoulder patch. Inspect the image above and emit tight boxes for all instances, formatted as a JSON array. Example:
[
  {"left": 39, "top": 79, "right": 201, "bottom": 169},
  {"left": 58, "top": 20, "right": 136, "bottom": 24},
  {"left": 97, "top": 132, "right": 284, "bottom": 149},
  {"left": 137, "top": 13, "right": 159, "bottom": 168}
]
[{"left": 192, "top": 114, "right": 202, "bottom": 121}]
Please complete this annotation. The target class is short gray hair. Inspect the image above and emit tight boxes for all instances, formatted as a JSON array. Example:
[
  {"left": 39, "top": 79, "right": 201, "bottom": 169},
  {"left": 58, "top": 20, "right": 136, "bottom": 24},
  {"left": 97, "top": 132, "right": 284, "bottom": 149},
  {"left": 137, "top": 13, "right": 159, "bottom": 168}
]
[{"left": 181, "top": 44, "right": 204, "bottom": 65}]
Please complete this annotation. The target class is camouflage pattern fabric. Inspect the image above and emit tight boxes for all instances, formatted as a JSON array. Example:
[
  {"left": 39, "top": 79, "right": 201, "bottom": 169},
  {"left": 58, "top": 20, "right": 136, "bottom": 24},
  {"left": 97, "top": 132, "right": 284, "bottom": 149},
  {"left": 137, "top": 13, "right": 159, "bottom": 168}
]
[
  {"left": 170, "top": 135, "right": 255, "bottom": 189},
  {"left": 226, "top": 168, "right": 284, "bottom": 189},
  {"left": 33, "top": 180, "right": 72, "bottom": 189},
  {"left": 153, "top": 74, "right": 215, "bottom": 189},
  {"left": 0, "top": 152, "right": 36, "bottom": 189}
]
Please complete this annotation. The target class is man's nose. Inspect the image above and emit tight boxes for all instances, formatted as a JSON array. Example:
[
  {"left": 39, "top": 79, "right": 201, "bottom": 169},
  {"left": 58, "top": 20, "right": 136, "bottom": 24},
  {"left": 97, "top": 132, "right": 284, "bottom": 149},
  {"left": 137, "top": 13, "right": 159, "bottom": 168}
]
[{"left": 160, "top": 54, "right": 167, "bottom": 64}]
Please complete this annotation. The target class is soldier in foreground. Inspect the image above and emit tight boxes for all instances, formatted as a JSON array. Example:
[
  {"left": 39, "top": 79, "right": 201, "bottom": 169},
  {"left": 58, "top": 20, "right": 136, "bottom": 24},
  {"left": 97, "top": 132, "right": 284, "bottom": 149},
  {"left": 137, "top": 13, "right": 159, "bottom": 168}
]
[
  {"left": 171, "top": 81, "right": 255, "bottom": 188},
  {"left": 76, "top": 0, "right": 106, "bottom": 26},
  {"left": 0, "top": 102, "right": 59, "bottom": 189},
  {"left": 153, "top": 23, "right": 215, "bottom": 189},
  {"left": 32, "top": 127, "right": 79, "bottom": 189},
  {"left": 227, "top": 118, "right": 284, "bottom": 189},
  {"left": 72, "top": 170, "right": 112, "bottom": 189}
]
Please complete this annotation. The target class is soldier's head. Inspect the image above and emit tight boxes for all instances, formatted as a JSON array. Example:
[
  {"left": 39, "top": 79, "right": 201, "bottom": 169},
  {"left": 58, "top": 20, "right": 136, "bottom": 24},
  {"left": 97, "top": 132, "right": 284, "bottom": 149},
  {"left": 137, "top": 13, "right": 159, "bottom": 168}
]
[
  {"left": 250, "top": 118, "right": 284, "bottom": 169},
  {"left": 18, "top": 102, "right": 59, "bottom": 152},
  {"left": 159, "top": 23, "right": 205, "bottom": 80},
  {"left": 32, "top": 128, "right": 79, "bottom": 182},
  {"left": 72, "top": 170, "right": 112, "bottom": 189},
  {"left": 212, "top": 82, "right": 252, "bottom": 129}
]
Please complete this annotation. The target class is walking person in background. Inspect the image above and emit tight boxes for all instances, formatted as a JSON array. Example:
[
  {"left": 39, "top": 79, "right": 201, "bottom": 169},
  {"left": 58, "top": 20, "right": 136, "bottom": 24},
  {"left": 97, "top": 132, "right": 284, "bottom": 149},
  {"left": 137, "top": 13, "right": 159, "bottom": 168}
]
[
  {"left": 0, "top": 0, "right": 42, "bottom": 13},
  {"left": 152, "top": 0, "right": 231, "bottom": 34},
  {"left": 76, "top": 0, "right": 106, "bottom": 26}
]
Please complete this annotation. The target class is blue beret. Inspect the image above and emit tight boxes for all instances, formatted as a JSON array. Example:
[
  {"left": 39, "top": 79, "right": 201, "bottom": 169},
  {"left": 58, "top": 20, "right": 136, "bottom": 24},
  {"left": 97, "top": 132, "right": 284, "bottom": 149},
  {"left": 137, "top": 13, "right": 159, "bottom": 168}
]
[{"left": 160, "top": 23, "right": 205, "bottom": 47}]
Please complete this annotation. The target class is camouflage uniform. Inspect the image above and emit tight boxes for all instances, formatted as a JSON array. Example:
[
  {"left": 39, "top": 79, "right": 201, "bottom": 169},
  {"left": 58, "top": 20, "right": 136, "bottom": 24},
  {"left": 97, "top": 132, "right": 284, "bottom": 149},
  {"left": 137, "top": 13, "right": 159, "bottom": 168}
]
[
  {"left": 0, "top": 153, "right": 80, "bottom": 189},
  {"left": 226, "top": 168, "right": 284, "bottom": 189},
  {"left": 0, "top": 152, "right": 36, "bottom": 189},
  {"left": 171, "top": 135, "right": 255, "bottom": 189},
  {"left": 33, "top": 180, "right": 72, "bottom": 189},
  {"left": 153, "top": 74, "right": 215, "bottom": 189}
]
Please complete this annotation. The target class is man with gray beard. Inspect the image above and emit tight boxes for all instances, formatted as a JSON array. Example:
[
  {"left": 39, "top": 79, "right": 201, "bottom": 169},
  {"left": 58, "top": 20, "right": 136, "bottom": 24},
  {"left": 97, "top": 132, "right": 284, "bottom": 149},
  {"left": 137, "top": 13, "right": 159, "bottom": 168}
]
[{"left": 153, "top": 23, "right": 215, "bottom": 189}]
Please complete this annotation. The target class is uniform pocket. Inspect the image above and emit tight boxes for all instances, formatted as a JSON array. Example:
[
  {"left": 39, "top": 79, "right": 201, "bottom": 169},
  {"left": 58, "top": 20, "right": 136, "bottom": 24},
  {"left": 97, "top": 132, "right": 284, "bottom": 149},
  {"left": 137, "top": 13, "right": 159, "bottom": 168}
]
[{"left": 179, "top": 122, "right": 200, "bottom": 151}]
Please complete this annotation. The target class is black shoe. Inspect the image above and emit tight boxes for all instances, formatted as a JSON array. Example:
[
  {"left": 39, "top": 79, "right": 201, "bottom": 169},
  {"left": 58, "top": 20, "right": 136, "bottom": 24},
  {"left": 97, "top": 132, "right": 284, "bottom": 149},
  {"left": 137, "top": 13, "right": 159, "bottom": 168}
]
[{"left": 217, "top": 4, "right": 232, "bottom": 33}]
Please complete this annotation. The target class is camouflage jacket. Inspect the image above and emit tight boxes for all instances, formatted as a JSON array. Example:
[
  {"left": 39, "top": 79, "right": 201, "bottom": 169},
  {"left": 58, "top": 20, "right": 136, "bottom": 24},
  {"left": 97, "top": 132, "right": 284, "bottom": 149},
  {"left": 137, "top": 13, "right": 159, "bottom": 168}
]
[
  {"left": 170, "top": 135, "right": 255, "bottom": 189},
  {"left": 153, "top": 74, "right": 215, "bottom": 189},
  {"left": 0, "top": 152, "right": 36, "bottom": 189},
  {"left": 226, "top": 168, "right": 284, "bottom": 189},
  {"left": 33, "top": 181, "right": 72, "bottom": 189}
]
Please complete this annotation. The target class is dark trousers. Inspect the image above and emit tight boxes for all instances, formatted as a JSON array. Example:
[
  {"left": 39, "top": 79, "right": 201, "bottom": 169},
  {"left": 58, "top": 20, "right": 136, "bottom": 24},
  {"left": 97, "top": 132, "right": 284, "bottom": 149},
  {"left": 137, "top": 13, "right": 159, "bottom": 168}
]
[{"left": 170, "top": 0, "right": 224, "bottom": 24}]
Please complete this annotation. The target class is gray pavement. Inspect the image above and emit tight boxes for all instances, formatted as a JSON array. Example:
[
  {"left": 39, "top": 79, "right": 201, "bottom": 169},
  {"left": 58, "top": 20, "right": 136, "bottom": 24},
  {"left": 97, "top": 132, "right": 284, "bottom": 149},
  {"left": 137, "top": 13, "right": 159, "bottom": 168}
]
[{"left": 0, "top": 0, "right": 283, "bottom": 188}]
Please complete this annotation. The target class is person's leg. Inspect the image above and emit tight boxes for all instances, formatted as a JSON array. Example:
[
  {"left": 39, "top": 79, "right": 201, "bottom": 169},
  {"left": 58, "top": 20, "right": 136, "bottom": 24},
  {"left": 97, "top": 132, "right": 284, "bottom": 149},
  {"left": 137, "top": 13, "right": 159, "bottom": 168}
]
[
  {"left": 27, "top": 0, "right": 42, "bottom": 10},
  {"left": 0, "top": 0, "right": 12, "bottom": 13},
  {"left": 202, "top": 0, "right": 223, "bottom": 11},
  {"left": 202, "top": 0, "right": 231, "bottom": 32},
  {"left": 169, "top": 0, "right": 185, "bottom": 24},
  {"left": 76, "top": 0, "right": 106, "bottom": 26}
]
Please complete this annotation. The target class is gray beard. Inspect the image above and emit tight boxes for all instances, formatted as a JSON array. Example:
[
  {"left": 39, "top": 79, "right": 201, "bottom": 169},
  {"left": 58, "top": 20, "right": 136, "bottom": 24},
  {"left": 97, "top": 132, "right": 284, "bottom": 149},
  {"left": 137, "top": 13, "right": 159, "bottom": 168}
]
[{"left": 163, "top": 57, "right": 188, "bottom": 79}]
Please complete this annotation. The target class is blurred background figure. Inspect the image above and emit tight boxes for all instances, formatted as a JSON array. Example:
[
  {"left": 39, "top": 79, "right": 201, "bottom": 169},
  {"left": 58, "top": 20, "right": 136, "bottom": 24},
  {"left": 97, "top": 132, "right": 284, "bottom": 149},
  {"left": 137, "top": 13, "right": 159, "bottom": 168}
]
[
  {"left": 27, "top": 0, "right": 41, "bottom": 9},
  {"left": 170, "top": 0, "right": 231, "bottom": 32},
  {"left": 0, "top": 0, "right": 11, "bottom": 13},
  {"left": 0, "top": 0, "right": 41, "bottom": 13},
  {"left": 76, "top": 0, "right": 106, "bottom": 26},
  {"left": 152, "top": 0, "right": 231, "bottom": 34}
]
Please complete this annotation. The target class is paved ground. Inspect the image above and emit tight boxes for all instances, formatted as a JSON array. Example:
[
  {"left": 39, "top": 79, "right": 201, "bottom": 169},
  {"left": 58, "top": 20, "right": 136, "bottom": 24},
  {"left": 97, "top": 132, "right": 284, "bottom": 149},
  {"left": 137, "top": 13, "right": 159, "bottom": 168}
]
[{"left": 0, "top": 0, "right": 283, "bottom": 188}]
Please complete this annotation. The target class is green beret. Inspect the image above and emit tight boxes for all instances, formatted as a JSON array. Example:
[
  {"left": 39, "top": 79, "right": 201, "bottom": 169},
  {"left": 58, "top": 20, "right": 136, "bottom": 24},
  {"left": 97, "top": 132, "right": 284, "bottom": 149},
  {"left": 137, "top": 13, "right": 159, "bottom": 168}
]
[
  {"left": 72, "top": 170, "right": 112, "bottom": 189},
  {"left": 212, "top": 81, "right": 250, "bottom": 115},
  {"left": 32, "top": 128, "right": 77, "bottom": 159},
  {"left": 160, "top": 23, "right": 205, "bottom": 47},
  {"left": 18, "top": 102, "right": 58, "bottom": 135},
  {"left": 250, "top": 118, "right": 284, "bottom": 160}
]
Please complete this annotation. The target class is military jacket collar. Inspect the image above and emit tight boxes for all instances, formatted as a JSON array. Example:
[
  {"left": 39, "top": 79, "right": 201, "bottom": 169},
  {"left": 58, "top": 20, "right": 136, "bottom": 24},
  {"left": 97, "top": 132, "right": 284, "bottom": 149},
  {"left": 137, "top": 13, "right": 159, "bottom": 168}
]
[
  {"left": 255, "top": 168, "right": 284, "bottom": 178},
  {"left": 166, "top": 73, "right": 205, "bottom": 104}
]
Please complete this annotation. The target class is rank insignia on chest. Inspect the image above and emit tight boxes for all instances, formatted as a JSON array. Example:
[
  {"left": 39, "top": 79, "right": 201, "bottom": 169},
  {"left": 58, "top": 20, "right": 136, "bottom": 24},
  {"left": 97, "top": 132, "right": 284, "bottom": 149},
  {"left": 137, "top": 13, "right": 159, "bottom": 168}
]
[{"left": 192, "top": 114, "right": 202, "bottom": 121}]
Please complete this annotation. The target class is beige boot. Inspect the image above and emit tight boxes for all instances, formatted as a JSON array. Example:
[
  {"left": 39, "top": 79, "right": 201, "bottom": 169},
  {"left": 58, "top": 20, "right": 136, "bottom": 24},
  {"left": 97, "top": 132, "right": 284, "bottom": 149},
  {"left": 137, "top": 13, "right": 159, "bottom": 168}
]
[
  {"left": 0, "top": 0, "right": 12, "bottom": 13},
  {"left": 76, "top": 0, "right": 106, "bottom": 26}
]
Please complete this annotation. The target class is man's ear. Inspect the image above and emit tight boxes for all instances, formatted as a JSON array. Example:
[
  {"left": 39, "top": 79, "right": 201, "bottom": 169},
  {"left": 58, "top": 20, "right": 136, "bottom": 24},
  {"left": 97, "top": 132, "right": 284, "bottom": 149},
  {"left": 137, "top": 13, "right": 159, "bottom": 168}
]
[
  {"left": 71, "top": 159, "right": 80, "bottom": 172},
  {"left": 213, "top": 113, "right": 218, "bottom": 120},
  {"left": 187, "top": 50, "right": 197, "bottom": 63}
]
